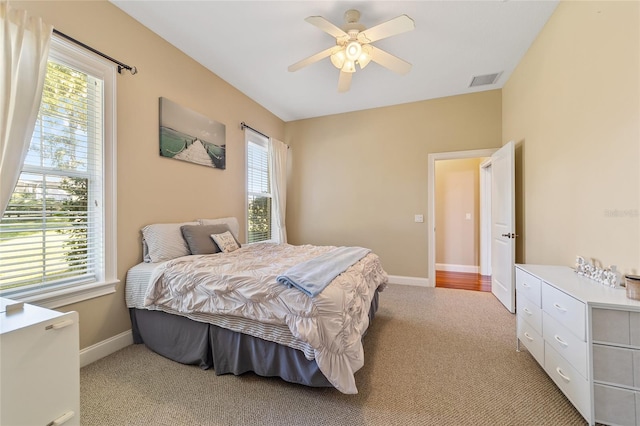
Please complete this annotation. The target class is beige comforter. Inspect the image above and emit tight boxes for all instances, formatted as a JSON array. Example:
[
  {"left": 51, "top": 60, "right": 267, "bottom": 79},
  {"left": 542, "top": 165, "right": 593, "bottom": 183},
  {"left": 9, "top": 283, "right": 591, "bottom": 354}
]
[{"left": 144, "top": 242, "right": 388, "bottom": 394}]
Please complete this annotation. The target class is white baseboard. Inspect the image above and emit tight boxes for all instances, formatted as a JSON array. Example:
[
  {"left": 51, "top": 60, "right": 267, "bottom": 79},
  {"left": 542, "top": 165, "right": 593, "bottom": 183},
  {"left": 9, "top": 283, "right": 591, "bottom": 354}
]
[
  {"left": 387, "top": 275, "right": 432, "bottom": 287},
  {"left": 80, "top": 329, "right": 133, "bottom": 368},
  {"left": 436, "top": 263, "right": 479, "bottom": 274}
]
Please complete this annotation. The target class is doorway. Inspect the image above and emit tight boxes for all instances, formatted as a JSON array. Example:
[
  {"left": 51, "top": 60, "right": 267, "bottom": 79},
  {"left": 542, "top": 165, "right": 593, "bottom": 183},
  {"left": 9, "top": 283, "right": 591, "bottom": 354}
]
[{"left": 427, "top": 149, "right": 497, "bottom": 291}]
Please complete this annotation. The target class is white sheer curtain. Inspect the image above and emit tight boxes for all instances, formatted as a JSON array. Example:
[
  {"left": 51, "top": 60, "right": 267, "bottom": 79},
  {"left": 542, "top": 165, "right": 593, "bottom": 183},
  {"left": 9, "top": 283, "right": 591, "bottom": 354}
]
[
  {"left": 269, "top": 138, "right": 288, "bottom": 243},
  {"left": 0, "top": 1, "right": 52, "bottom": 215}
]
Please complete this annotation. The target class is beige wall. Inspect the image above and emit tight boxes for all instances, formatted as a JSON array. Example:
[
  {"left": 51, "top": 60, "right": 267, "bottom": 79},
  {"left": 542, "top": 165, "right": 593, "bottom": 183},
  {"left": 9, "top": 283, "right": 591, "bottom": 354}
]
[
  {"left": 435, "top": 158, "right": 483, "bottom": 268},
  {"left": 503, "top": 1, "right": 639, "bottom": 274},
  {"left": 285, "top": 91, "right": 502, "bottom": 278},
  {"left": 17, "top": 1, "right": 285, "bottom": 349}
]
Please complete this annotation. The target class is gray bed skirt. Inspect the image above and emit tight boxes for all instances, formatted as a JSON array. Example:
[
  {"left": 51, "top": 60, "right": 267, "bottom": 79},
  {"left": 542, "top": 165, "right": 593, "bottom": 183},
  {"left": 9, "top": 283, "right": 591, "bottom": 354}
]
[{"left": 129, "top": 290, "right": 379, "bottom": 388}]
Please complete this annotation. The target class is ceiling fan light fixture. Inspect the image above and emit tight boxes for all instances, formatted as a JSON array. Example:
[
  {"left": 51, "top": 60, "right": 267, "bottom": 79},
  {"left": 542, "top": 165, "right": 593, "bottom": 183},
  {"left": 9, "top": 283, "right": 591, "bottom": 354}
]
[
  {"left": 330, "top": 49, "right": 346, "bottom": 69},
  {"left": 342, "top": 60, "right": 356, "bottom": 73},
  {"left": 345, "top": 41, "right": 362, "bottom": 61},
  {"left": 358, "top": 44, "right": 372, "bottom": 69}
]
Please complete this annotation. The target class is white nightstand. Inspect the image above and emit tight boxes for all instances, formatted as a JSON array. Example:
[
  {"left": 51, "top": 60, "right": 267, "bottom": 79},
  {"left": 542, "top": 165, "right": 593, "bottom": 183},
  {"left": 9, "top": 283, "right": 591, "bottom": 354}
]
[{"left": 0, "top": 297, "right": 80, "bottom": 425}]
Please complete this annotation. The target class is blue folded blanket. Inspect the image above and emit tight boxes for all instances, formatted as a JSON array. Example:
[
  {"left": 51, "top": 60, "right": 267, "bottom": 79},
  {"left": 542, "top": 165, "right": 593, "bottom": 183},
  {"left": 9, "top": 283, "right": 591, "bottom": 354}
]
[{"left": 276, "top": 246, "right": 371, "bottom": 297}]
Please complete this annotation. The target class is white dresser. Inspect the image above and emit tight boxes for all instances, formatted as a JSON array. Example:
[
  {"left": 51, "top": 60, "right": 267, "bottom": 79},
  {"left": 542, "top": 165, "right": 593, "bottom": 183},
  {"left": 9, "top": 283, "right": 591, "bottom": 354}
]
[
  {"left": 516, "top": 265, "right": 640, "bottom": 426},
  {"left": 0, "top": 297, "right": 80, "bottom": 426}
]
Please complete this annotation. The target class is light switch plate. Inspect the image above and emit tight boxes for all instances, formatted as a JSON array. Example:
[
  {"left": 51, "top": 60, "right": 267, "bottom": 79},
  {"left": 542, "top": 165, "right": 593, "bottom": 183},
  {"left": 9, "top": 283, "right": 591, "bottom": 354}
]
[{"left": 414, "top": 214, "right": 424, "bottom": 223}]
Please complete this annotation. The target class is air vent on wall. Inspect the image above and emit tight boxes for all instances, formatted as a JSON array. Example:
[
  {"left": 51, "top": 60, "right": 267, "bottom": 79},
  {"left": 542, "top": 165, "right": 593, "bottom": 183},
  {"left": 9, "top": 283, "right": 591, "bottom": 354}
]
[{"left": 469, "top": 72, "right": 502, "bottom": 87}]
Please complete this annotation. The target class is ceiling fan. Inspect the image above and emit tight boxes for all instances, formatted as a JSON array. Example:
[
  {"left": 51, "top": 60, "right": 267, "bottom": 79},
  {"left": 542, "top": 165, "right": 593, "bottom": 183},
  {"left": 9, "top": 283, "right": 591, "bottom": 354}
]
[{"left": 288, "top": 9, "right": 415, "bottom": 93}]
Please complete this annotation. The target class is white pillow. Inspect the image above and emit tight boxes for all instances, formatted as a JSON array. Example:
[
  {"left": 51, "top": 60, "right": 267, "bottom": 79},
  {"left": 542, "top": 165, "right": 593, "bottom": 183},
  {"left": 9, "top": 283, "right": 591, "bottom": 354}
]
[
  {"left": 141, "top": 222, "right": 197, "bottom": 262},
  {"left": 197, "top": 217, "right": 240, "bottom": 241},
  {"left": 211, "top": 231, "right": 240, "bottom": 253}
]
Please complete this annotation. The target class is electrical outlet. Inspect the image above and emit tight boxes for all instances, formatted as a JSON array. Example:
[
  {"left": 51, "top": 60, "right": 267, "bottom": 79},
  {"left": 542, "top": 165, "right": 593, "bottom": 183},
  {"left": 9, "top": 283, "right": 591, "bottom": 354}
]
[{"left": 414, "top": 214, "right": 424, "bottom": 223}]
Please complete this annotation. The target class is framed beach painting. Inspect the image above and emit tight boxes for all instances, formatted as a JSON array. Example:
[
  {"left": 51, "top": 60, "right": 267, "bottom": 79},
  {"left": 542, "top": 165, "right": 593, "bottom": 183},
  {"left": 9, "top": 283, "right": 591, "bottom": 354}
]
[{"left": 159, "top": 97, "right": 226, "bottom": 169}]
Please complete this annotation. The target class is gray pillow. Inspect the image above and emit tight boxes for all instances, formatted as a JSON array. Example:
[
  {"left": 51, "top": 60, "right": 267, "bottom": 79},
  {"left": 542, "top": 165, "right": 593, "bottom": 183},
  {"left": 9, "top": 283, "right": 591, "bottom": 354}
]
[{"left": 181, "top": 224, "right": 239, "bottom": 255}]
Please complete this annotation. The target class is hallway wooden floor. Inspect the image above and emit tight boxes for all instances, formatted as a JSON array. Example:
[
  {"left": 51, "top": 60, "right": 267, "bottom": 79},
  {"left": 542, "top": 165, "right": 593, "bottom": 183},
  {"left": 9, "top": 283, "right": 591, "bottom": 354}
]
[{"left": 435, "top": 271, "right": 492, "bottom": 292}]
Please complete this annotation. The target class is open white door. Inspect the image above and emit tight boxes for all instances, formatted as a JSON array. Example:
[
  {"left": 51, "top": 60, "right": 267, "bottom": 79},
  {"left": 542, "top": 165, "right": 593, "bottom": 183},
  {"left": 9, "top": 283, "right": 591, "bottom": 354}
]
[{"left": 491, "top": 141, "right": 516, "bottom": 313}]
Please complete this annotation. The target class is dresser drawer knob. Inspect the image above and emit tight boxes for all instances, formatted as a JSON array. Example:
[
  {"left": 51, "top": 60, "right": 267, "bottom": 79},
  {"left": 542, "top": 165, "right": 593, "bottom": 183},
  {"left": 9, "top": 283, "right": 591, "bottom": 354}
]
[
  {"left": 555, "top": 367, "right": 571, "bottom": 382},
  {"left": 524, "top": 332, "right": 534, "bottom": 342},
  {"left": 522, "top": 282, "right": 531, "bottom": 288},
  {"left": 554, "top": 334, "right": 569, "bottom": 347},
  {"left": 523, "top": 307, "right": 533, "bottom": 316},
  {"left": 553, "top": 302, "right": 567, "bottom": 313}
]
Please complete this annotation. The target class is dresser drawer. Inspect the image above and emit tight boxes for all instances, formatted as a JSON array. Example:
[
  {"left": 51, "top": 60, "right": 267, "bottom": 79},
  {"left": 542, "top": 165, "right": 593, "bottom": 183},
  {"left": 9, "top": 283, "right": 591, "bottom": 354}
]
[
  {"left": 544, "top": 343, "right": 590, "bottom": 419},
  {"left": 594, "top": 383, "right": 637, "bottom": 426},
  {"left": 543, "top": 312, "right": 587, "bottom": 378},
  {"left": 517, "top": 318, "right": 544, "bottom": 366},
  {"left": 593, "top": 344, "right": 640, "bottom": 389},
  {"left": 516, "top": 268, "right": 542, "bottom": 307},
  {"left": 592, "top": 308, "right": 632, "bottom": 345},
  {"left": 632, "top": 312, "right": 640, "bottom": 347},
  {"left": 542, "top": 283, "right": 586, "bottom": 341},
  {"left": 517, "top": 291, "right": 542, "bottom": 334},
  {"left": 593, "top": 308, "right": 640, "bottom": 349}
]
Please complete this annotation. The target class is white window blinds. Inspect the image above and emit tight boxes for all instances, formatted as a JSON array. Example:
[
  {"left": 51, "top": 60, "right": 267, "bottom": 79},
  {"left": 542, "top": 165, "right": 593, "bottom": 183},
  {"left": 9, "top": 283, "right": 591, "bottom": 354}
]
[
  {"left": 0, "top": 59, "right": 104, "bottom": 293},
  {"left": 246, "top": 132, "right": 272, "bottom": 243}
]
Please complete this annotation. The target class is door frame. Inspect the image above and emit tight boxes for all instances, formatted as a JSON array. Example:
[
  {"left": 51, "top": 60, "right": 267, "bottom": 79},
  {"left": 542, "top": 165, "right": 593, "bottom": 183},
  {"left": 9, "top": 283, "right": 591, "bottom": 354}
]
[
  {"left": 427, "top": 148, "right": 497, "bottom": 286},
  {"left": 479, "top": 158, "right": 492, "bottom": 276}
]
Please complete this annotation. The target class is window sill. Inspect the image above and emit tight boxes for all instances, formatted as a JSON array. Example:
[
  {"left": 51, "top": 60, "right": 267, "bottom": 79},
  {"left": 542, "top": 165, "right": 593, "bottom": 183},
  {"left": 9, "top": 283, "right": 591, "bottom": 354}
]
[
  {"left": 245, "top": 239, "right": 280, "bottom": 245},
  {"left": 8, "top": 279, "right": 120, "bottom": 310}
]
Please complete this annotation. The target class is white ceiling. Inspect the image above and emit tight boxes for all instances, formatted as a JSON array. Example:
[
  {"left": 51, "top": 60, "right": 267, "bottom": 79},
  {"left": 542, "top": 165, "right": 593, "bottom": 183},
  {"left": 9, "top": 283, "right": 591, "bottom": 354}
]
[{"left": 110, "top": 1, "right": 558, "bottom": 122}]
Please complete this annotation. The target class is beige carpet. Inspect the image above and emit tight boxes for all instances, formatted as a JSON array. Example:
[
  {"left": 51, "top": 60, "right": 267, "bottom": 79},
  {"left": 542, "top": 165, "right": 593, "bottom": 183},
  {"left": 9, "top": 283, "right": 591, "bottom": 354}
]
[{"left": 80, "top": 285, "right": 586, "bottom": 425}]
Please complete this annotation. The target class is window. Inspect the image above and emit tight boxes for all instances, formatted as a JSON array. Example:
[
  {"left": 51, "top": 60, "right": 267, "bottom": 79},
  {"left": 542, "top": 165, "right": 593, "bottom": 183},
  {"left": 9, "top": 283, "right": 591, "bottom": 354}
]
[
  {"left": 246, "top": 131, "right": 272, "bottom": 243},
  {"left": 0, "top": 37, "right": 117, "bottom": 308}
]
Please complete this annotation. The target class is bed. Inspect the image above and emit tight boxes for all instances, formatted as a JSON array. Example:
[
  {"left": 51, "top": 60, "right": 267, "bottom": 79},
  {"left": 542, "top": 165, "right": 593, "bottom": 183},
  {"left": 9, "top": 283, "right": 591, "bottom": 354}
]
[{"left": 125, "top": 217, "right": 387, "bottom": 394}]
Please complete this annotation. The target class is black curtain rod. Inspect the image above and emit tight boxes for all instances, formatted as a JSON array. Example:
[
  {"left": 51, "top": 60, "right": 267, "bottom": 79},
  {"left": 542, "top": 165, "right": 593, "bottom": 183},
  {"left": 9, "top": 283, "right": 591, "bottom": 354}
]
[
  {"left": 240, "top": 122, "right": 289, "bottom": 149},
  {"left": 53, "top": 29, "right": 137, "bottom": 75},
  {"left": 240, "top": 122, "right": 269, "bottom": 139}
]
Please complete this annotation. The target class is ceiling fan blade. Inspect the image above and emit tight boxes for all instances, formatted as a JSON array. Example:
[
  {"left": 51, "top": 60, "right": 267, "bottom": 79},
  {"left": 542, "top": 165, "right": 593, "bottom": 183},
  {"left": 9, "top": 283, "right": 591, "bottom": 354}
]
[
  {"left": 371, "top": 46, "right": 412, "bottom": 75},
  {"left": 338, "top": 71, "right": 352, "bottom": 93},
  {"left": 288, "top": 47, "right": 335, "bottom": 72},
  {"left": 305, "top": 16, "right": 348, "bottom": 40},
  {"left": 357, "top": 15, "right": 415, "bottom": 43}
]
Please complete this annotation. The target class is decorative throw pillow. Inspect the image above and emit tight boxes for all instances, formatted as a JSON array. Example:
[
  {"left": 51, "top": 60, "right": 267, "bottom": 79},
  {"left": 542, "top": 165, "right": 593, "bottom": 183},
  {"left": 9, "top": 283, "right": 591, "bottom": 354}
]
[
  {"left": 211, "top": 231, "right": 240, "bottom": 253},
  {"left": 181, "top": 224, "right": 232, "bottom": 255},
  {"left": 141, "top": 222, "right": 198, "bottom": 262}
]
